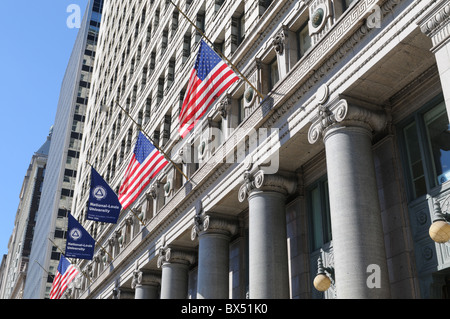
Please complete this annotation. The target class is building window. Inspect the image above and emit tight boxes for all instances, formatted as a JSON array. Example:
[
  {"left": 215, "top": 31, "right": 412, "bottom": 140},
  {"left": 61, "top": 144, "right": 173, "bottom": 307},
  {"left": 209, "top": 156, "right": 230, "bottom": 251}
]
[
  {"left": 343, "top": 0, "right": 355, "bottom": 11},
  {"left": 238, "top": 95, "right": 245, "bottom": 124},
  {"left": 269, "top": 57, "right": 279, "bottom": 90},
  {"left": 231, "top": 4, "right": 245, "bottom": 52},
  {"left": 196, "top": 11, "right": 205, "bottom": 41},
  {"left": 297, "top": 22, "right": 311, "bottom": 60},
  {"left": 403, "top": 121, "right": 426, "bottom": 198},
  {"left": 425, "top": 102, "right": 450, "bottom": 185},
  {"left": 215, "top": 0, "right": 224, "bottom": 12},
  {"left": 182, "top": 33, "right": 191, "bottom": 63},
  {"left": 308, "top": 179, "right": 332, "bottom": 252},
  {"left": 259, "top": 0, "right": 273, "bottom": 15},
  {"left": 401, "top": 98, "right": 450, "bottom": 199}
]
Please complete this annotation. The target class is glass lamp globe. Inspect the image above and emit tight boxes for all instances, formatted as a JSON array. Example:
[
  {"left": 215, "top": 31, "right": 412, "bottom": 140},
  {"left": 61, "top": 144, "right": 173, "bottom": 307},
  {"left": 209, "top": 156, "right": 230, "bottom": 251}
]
[
  {"left": 313, "top": 273, "right": 331, "bottom": 292},
  {"left": 429, "top": 220, "right": 450, "bottom": 243}
]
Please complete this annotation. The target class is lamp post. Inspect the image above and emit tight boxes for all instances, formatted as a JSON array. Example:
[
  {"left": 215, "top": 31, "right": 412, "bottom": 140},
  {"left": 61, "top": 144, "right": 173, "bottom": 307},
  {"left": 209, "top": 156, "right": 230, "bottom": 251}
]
[
  {"left": 429, "top": 201, "right": 450, "bottom": 243},
  {"left": 313, "top": 256, "right": 334, "bottom": 292}
]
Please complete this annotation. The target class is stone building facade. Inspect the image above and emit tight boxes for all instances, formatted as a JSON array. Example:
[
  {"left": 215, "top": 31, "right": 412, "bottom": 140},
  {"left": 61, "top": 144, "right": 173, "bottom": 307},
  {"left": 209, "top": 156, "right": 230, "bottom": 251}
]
[{"left": 68, "top": 0, "right": 450, "bottom": 299}]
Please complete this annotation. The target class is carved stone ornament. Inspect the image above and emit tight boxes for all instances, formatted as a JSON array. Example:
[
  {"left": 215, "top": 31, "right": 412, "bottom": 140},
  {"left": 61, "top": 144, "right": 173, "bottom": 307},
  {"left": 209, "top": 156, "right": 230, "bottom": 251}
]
[
  {"left": 191, "top": 209, "right": 238, "bottom": 240},
  {"left": 308, "top": 98, "right": 387, "bottom": 145},
  {"left": 131, "top": 270, "right": 161, "bottom": 289},
  {"left": 214, "top": 94, "right": 231, "bottom": 119},
  {"left": 191, "top": 210, "right": 210, "bottom": 240},
  {"left": 148, "top": 182, "right": 161, "bottom": 200},
  {"left": 309, "top": 0, "right": 331, "bottom": 35},
  {"left": 156, "top": 245, "right": 196, "bottom": 269},
  {"left": 238, "top": 170, "right": 297, "bottom": 202},
  {"left": 418, "top": 0, "right": 450, "bottom": 48},
  {"left": 272, "top": 27, "right": 287, "bottom": 55}
]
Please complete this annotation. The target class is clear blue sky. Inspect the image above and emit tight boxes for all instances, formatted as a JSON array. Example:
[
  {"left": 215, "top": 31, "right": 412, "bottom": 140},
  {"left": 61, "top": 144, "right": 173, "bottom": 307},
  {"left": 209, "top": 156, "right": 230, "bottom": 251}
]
[{"left": 0, "top": 1, "right": 89, "bottom": 257}]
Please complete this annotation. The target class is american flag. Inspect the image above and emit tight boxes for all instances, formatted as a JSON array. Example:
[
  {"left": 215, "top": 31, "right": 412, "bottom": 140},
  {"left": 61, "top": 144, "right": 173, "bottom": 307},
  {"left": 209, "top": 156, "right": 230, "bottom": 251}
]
[
  {"left": 118, "top": 132, "right": 169, "bottom": 210},
  {"left": 49, "top": 255, "right": 79, "bottom": 299},
  {"left": 178, "top": 40, "right": 239, "bottom": 138}
]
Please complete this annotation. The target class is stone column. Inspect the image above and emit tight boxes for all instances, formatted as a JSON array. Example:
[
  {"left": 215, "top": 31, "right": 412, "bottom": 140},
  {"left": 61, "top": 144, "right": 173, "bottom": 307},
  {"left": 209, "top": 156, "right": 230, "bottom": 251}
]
[
  {"left": 238, "top": 169, "right": 297, "bottom": 299},
  {"left": 308, "top": 93, "right": 391, "bottom": 299},
  {"left": 191, "top": 210, "right": 238, "bottom": 299},
  {"left": 132, "top": 270, "right": 161, "bottom": 299},
  {"left": 419, "top": 0, "right": 450, "bottom": 122},
  {"left": 157, "top": 245, "right": 195, "bottom": 299}
]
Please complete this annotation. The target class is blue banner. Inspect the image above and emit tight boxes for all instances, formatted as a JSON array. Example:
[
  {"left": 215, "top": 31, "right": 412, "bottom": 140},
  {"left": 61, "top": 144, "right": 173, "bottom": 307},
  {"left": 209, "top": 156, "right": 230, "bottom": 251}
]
[
  {"left": 87, "top": 167, "right": 122, "bottom": 224},
  {"left": 65, "top": 214, "right": 95, "bottom": 260}
]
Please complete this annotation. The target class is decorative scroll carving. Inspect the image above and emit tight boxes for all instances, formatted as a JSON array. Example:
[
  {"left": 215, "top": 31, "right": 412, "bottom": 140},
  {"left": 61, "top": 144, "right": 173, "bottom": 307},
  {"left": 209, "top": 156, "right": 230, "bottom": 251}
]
[
  {"left": 131, "top": 270, "right": 160, "bottom": 289},
  {"left": 156, "top": 244, "right": 196, "bottom": 269},
  {"left": 272, "top": 27, "right": 288, "bottom": 55},
  {"left": 238, "top": 170, "right": 297, "bottom": 202},
  {"left": 308, "top": 97, "right": 387, "bottom": 145},
  {"left": 191, "top": 209, "right": 238, "bottom": 240},
  {"left": 214, "top": 94, "right": 232, "bottom": 119},
  {"left": 148, "top": 185, "right": 157, "bottom": 199}
]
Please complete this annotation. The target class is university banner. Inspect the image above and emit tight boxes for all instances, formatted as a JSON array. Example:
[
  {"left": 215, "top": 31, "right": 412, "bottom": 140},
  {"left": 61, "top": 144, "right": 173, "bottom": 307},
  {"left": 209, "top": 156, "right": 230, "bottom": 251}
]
[
  {"left": 87, "top": 167, "right": 122, "bottom": 224},
  {"left": 65, "top": 213, "right": 95, "bottom": 260}
]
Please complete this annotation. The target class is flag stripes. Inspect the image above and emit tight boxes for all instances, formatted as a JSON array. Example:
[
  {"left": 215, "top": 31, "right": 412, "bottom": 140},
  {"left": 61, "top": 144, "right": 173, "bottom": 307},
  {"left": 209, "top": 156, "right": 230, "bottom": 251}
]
[
  {"left": 50, "top": 255, "right": 79, "bottom": 299},
  {"left": 178, "top": 40, "right": 239, "bottom": 138},
  {"left": 118, "top": 132, "right": 169, "bottom": 210}
]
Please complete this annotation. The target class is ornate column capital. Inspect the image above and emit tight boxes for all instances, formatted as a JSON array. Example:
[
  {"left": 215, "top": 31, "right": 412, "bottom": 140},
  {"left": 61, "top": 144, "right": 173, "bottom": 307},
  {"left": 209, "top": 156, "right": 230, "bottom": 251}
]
[
  {"left": 191, "top": 210, "right": 238, "bottom": 240},
  {"left": 238, "top": 170, "right": 297, "bottom": 202},
  {"left": 418, "top": 0, "right": 450, "bottom": 51},
  {"left": 131, "top": 270, "right": 161, "bottom": 289},
  {"left": 157, "top": 245, "right": 196, "bottom": 268},
  {"left": 308, "top": 93, "right": 387, "bottom": 145}
]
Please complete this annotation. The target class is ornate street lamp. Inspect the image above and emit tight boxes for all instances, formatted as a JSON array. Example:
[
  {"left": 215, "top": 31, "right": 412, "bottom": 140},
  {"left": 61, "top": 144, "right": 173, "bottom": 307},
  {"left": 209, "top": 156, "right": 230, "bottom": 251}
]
[
  {"left": 429, "top": 201, "right": 450, "bottom": 243},
  {"left": 313, "top": 256, "right": 334, "bottom": 292}
]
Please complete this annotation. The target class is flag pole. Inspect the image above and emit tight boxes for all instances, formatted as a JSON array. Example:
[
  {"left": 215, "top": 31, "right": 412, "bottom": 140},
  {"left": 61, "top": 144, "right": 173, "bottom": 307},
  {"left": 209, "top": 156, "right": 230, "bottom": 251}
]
[
  {"left": 34, "top": 260, "right": 54, "bottom": 280},
  {"left": 85, "top": 160, "right": 147, "bottom": 227},
  {"left": 47, "top": 237, "right": 92, "bottom": 285},
  {"left": 168, "top": 0, "right": 264, "bottom": 100},
  {"left": 112, "top": 101, "right": 190, "bottom": 183},
  {"left": 95, "top": 241, "right": 114, "bottom": 262}
]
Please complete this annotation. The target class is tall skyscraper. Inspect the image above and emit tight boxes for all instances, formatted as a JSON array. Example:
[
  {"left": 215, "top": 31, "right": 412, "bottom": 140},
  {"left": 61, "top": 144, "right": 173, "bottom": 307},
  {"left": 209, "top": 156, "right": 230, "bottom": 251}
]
[
  {"left": 0, "top": 130, "right": 51, "bottom": 299},
  {"left": 23, "top": 0, "right": 103, "bottom": 299}
]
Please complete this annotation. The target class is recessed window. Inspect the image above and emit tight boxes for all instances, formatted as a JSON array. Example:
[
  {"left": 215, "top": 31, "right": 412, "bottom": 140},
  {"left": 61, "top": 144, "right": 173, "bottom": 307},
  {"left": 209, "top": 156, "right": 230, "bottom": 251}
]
[
  {"left": 297, "top": 22, "right": 311, "bottom": 60},
  {"left": 238, "top": 96, "right": 245, "bottom": 124},
  {"left": 343, "top": 0, "right": 355, "bottom": 11},
  {"left": 401, "top": 98, "right": 450, "bottom": 199},
  {"left": 308, "top": 179, "right": 332, "bottom": 252},
  {"left": 403, "top": 121, "right": 426, "bottom": 198},
  {"left": 424, "top": 102, "right": 450, "bottom": 185},
  {"left": 269, "top": 58, "right": 279, "bottom": 90}
]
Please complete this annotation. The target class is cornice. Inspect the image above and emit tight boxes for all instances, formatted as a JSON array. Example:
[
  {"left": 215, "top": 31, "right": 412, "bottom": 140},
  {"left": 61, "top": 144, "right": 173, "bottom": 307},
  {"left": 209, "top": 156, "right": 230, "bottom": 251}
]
[{"left": 418, "top": 0, "right": 450, "bottom": 51}]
